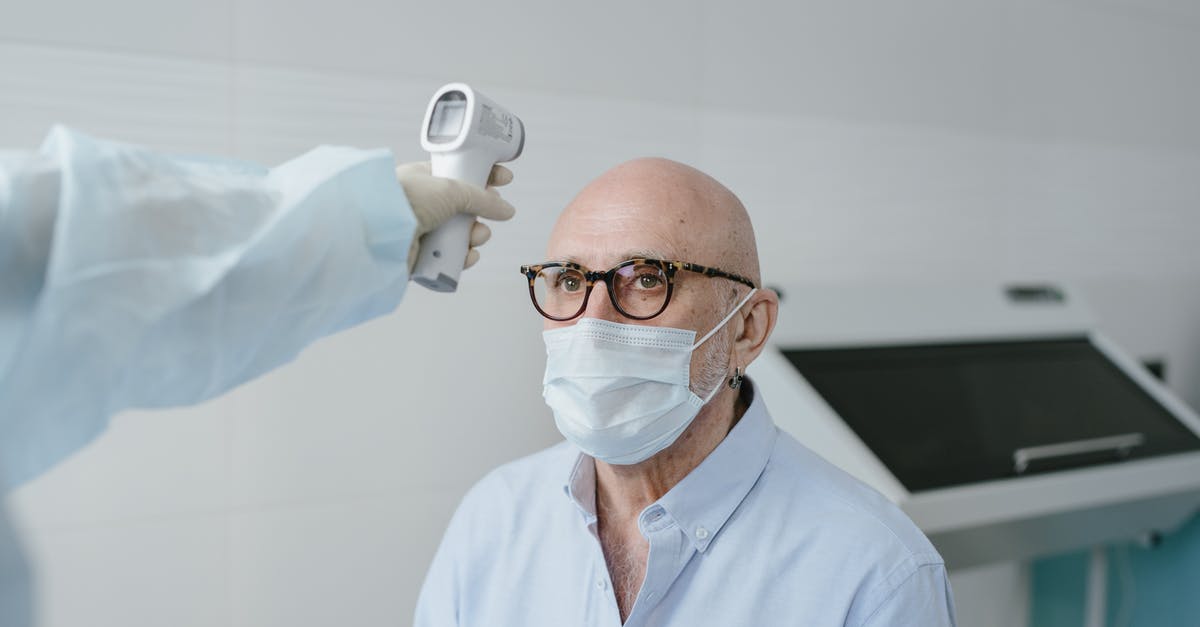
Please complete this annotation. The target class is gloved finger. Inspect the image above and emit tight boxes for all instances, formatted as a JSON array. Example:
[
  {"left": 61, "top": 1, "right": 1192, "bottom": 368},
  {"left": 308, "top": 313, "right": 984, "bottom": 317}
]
[
  {"left": 446, "top": 179, "right": 517, "bottom": 221},
  {"left": 407, "top": 240, "right": 420, "bottom": 274},
  {"left": 464, "top": 248, "right": 481, "bottom": 269},
  {"left": 469, "top": 221, "right": 491, "bottom": 247},
  {"left": 487, "top": 165, "right": 513, "bottom": 187},
  {"left": 397, "top": 161, "right": 508, "bottom": 186},
  {"left": 395, "top": 161, "right": 432, "bottom": 178}
]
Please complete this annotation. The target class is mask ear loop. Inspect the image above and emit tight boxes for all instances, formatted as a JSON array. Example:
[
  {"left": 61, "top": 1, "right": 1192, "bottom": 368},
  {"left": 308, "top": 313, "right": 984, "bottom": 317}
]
[
  {"left": 692, "top": 288, "right": 758, "bottom": 350},
  {"left": 694, "top": 288, "right": 758, "bottom": 404}
]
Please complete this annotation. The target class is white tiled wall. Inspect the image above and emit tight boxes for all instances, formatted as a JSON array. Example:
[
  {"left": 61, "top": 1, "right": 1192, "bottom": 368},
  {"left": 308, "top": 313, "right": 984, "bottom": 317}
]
[{"left": 3, "top": 2, "right": 1199, "bottom": 626}]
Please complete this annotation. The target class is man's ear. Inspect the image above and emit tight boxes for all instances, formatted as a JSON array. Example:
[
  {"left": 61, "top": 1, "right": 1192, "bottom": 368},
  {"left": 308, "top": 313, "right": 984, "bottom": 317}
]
[{"left": 732, "top": 289, "right": 779, "bottom": 370}]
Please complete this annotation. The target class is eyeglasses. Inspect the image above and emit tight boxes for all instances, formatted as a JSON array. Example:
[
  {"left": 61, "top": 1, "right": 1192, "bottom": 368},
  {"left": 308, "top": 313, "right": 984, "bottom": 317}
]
[{"left": 519, "top": 258, "right": 757, "bottom": 321}]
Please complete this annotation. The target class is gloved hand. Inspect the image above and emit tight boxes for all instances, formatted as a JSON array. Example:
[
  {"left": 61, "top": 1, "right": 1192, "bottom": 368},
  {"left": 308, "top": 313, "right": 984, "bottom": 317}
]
[{"left": 395, "top": 162, "right": 516, "bottom": 273}]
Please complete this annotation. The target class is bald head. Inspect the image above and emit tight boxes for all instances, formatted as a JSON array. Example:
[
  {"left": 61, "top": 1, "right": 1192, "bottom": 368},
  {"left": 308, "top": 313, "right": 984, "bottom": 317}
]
[{"left": 549, "top": 158, "right": 760, "bottom": 289}]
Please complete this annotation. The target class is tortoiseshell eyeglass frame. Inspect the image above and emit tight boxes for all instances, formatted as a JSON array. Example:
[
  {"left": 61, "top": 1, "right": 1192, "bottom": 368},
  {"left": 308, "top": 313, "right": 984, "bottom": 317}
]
[{"left": 519, "top": 258, "right": 757, "bottom": 321}]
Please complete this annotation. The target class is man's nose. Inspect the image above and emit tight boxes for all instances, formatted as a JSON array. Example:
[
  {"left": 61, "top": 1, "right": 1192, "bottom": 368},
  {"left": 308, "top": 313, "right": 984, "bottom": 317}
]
[{"left": 581, "top": 280, "right": 625, "bottom": 322}]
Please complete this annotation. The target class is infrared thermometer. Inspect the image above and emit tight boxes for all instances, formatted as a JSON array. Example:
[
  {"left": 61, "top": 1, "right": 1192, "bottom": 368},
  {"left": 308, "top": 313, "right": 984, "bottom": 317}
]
[{"left": 411, "top": 83, "right": 525, "bottom": 292}]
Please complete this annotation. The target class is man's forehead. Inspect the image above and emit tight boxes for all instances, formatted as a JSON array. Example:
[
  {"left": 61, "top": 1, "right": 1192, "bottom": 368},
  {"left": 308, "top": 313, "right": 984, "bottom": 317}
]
[
  {"left": 546, "top": 211, "right": 693, "bottom": 266},
  {"left": 544, "top": 165, "right": 734, "bottom": 270},
  {"left": 551, "top": 248, "right": 676, "bottom": 268}
]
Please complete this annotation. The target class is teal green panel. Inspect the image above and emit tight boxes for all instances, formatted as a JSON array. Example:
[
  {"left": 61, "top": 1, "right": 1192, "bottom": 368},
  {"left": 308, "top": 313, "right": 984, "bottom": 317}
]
[
  {"left": 1031, "top": 550, "right": 1088, "bottom": 627},
  {"left": 1029, "top": 512, "right": 1200, "bottom": 627},
  {"left": 1107, "top": 512, "right": 1200, "bottom": 627}
]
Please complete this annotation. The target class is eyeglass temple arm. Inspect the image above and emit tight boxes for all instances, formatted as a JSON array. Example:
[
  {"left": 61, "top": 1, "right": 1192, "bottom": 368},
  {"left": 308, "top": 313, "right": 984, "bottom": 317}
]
[{"left": 677, "top": 262, "right": 757, "bottom": 289}]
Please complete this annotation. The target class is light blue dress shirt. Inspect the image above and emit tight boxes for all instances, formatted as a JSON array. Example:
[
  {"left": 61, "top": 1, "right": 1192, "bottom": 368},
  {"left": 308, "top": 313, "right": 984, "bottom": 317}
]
[{"left": 415, "top": 381, "right": 958, "bottom": 627}]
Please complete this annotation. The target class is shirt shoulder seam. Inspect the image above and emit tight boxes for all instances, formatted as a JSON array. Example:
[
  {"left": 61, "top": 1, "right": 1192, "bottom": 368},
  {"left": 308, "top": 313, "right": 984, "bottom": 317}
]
[{"left": 852, "top": 558, "right": 946, "bottom": 627}]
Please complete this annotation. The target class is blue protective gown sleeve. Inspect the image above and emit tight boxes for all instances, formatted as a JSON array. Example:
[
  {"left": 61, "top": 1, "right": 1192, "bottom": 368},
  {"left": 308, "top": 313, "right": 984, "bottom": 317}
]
[{"left": 0, "top": 126, "right": 418, "bottom": 490}]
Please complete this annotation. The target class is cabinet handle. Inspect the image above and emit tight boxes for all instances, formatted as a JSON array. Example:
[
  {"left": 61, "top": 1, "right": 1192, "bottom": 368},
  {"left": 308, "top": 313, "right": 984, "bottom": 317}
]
[{"left": 1013, "top": 433, "right": 1145, "bottom": 474}]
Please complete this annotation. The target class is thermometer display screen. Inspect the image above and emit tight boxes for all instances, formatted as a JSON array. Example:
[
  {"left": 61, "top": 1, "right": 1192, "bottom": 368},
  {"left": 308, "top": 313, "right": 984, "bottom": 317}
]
[{"left": 428, "top": 93, "right": 468, "bottom": 143}]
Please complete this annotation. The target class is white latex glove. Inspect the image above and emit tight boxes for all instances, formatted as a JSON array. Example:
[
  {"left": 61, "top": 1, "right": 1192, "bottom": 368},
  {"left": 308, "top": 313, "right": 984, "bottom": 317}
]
[{"left": 396, "top": 162, "right": 516, "bottom": 273}]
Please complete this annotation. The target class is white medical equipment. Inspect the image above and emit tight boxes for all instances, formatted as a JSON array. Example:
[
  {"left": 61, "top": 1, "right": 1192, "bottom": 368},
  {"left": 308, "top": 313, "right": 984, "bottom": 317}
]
[
  {"left": 751, "top": 283, "right": 1200, "bottom": 570},
  {"left": 412, "top": 83, "right": 525, "bottom": 292}
]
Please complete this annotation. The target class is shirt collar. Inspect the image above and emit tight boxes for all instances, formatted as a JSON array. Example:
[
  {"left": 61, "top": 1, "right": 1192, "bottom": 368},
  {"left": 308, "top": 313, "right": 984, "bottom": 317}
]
[
  {"left": 562, "top": 379, "right": 778, "bottom": 552},
  {"left": 564, "top": 451, "right": 598, "bottom": 525}
]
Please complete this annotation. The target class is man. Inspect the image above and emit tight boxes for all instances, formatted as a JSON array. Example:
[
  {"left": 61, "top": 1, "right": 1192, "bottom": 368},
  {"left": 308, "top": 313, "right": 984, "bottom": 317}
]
[{"left": 415, "top": 158, "right": 957, "bottom": 626}]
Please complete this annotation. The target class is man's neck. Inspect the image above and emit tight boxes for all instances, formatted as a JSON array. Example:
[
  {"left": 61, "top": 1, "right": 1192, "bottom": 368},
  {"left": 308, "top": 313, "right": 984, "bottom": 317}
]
[
  {"left": 592, "top": 386, "right": 750, "bottom": 622},
  {"left": 594, "top": 386, "right": 749, "bottom": 520}
]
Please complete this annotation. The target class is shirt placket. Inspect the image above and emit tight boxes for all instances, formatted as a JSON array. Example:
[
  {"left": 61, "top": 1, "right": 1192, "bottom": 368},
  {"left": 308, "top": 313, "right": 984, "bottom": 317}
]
[
  {"left": 622, "top": 504, "right": 694, "bottom": 627},
  {"left": 581, "top": 514, "right": 624, "bottom": 626}
]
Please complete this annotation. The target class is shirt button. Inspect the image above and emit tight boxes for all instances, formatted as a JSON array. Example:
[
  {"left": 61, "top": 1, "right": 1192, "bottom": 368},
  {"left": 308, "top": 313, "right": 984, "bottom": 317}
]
[
  {"left": 695, "top": 526, "right": 710, "bottom": 540},
  {"left": 597, "top": 579, "right": 607, "bottom": 591}
]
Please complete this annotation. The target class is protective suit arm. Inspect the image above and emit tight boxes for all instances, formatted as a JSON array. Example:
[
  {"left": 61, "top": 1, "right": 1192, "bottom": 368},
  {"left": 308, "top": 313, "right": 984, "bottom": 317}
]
[{"left": 0, "top": 127, "right": 417, "bottom": 488}]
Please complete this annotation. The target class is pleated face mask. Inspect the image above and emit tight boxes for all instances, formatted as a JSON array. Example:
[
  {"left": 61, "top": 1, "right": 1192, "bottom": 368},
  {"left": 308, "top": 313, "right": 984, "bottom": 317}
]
[{"left": 541, "top": 288, "right": 756, "bottom": 465}]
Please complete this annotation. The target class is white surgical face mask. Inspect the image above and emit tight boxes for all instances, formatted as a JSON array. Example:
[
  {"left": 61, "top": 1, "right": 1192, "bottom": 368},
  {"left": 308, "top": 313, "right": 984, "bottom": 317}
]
[{"left": 541, "top": 288, "right": 757, "bottom": 465}]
